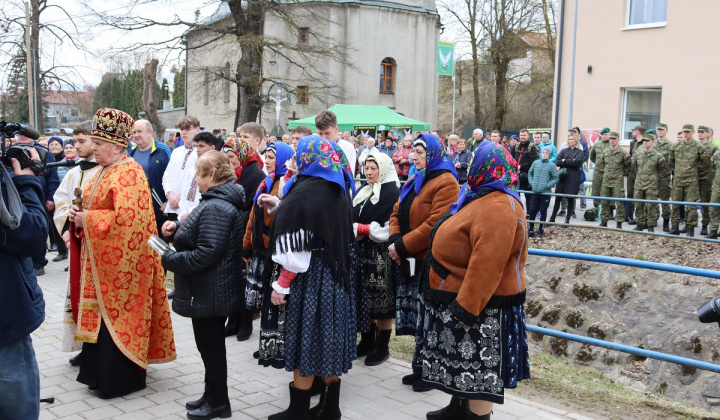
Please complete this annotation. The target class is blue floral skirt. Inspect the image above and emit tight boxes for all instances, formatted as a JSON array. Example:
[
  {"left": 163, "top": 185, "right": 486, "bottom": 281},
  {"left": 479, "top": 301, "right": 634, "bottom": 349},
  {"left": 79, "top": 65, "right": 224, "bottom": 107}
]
[
  {"left": 416, "top": 298, "right": 530, "bottom": 403},
  {"left": 245, "top": 255, "right": 266, "bottom": 312},
  {"left": 393, "top": 263, "right": 419, "bottom": 336},
  {"left": 284, "top": 256, "right": 357, "bottom": 378}
]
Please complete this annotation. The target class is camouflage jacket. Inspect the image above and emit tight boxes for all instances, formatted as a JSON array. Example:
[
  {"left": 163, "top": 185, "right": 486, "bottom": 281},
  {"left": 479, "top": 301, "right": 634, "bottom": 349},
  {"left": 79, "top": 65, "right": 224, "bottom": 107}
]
[
  {"left": 669, "top": 139, "right": 707, "bottom": 186},
  {"left": 589, "top": 140, "right": 611, "bottom": 172},
  {"left": 654, "top": 138, "right": 673, "bottom": 179},
  {"left": 699, "top": 141, "right": 719, "bottom": 181},
  {"left": 712, "top": 150, "right": 720, "bottom": 190},
  {"left": 600, "top": 147, "right": 630, "bottom": 186},
  {"left": 632, "top": 149, "right": 665, "bottom": 191}
]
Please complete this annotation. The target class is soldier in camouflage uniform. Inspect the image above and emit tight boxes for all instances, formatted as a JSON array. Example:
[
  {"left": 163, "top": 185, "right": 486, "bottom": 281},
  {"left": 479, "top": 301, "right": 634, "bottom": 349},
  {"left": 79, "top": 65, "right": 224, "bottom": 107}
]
[
  {"left": 631, "top": 133, "right": 665, "bottom": 232},
  {"left": 707, "top": 149, "right": 720, "bottom": 239},
  {"left": 668, "top": 124, "right": 708, "bottom": 237},
  {"left": 697, "top": 126, "right": 719, "bottom": 235},
  {"left": 590, "top": 127, "right": 611, "bottom": 209},
  {"left": 599, "top": 132, "right": 630, "bottom": 229},
  {"left": 625, "top": 125, "right": 644, "bottom": 224},
  {"left": 654, "top": 123, "right": 674, "bottom": 231}
]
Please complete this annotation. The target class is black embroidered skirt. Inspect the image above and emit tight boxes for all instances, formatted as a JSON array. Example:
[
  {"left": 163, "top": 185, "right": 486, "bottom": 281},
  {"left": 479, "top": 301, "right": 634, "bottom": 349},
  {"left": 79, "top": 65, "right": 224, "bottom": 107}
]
[
  {"left": 357, "top": 239, "right": 396, "bottom": 321},
  {"left": 245, "top": 254, "right": 266, "bottom": 312},
  {"left": 393, "top": 263, "right": 419, "bottom": 336},
  {"left": 417, "top": 298, "right": 530, "bottom": 403},
  {"left": 258, "top": 263, "right": 286, "bottom": 370}
]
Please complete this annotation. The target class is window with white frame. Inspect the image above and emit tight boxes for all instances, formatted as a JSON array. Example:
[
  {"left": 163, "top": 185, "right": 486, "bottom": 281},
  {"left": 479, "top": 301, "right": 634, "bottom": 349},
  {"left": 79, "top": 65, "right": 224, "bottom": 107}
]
[
  {"left": 627, "top": 0, "right": 667, "bottom": 27},
  {"left": 621, "top": 88, "right": 662, "bottom": 142}
]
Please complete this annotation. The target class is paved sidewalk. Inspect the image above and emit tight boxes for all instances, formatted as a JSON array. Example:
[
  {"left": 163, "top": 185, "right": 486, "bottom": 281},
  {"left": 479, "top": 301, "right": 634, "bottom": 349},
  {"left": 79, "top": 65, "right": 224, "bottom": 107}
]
[{"left": 34, "top": 258, "right": 596, "bottom": 420}]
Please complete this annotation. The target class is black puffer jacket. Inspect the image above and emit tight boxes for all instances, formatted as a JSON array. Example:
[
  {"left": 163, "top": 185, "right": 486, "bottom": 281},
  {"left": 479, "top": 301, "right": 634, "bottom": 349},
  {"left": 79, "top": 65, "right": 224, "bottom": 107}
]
[{"left": 162, "top": 181, "right": 246, "bottom": 318}]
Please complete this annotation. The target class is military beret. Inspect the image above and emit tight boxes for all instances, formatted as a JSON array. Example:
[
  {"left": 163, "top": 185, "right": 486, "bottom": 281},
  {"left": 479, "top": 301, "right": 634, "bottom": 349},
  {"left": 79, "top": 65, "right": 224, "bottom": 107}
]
[
  {"left": 683, "top": 124, "right": 694, "bottom": 131},
  {"left": 600, "top": 127, "right": 610, "bottom": 134},
  {"left": 656, "top": 123, "right": 667, "bottom": 129},
  {"left": 609, "top": 131, "right": 619, "bottom": 138},
  {"left": 646, "top": 129, "right": 657, "bottom": 135},
  {"left": 698, "top": 125, "right": 708, "bottom": 132},
  {"left": 642, "top": 133, "right": 655, "bottom": 141}
]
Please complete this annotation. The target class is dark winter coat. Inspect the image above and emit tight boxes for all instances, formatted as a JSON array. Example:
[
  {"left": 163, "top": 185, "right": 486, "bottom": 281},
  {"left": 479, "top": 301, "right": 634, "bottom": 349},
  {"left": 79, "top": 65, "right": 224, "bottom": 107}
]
[
  {"left": 555, "top": 146, "right": 584, "bottom": 194},
  {"left": 0, "top": 174, "right": 47, "bottom": 348},
  {"left": 162, "top": 181, "right": 246, "bottom": 318},
  {"left": 512, "top": 141, "right": 539, "bottom": 191},
  {"left": 452, "top": 149, "right": 472, "bottom": 182}
]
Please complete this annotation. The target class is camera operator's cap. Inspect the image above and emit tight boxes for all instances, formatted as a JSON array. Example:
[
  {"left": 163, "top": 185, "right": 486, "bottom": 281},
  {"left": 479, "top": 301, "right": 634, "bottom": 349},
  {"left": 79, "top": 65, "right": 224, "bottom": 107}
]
[
  {"left": 683, "top": 124, "right": 694, "bottom": 131},
  {"left": 609, "top": 131, "right": 619, "bottom": 138},
  {"left": 600, "top": 127, "right": 610, "bottom": 134},
  {"left": 642, "top": 133, "right": 655, "bottom": 141},
  {"left": 90, "top": 108, "right": 134, "bottom": 147},
  {"left": 698, "top": 125, "right": 709, "bottom": 132}
]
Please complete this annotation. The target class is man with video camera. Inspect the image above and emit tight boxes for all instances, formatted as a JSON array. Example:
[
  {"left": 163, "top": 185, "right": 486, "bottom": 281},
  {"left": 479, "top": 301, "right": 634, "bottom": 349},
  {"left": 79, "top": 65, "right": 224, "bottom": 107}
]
[{"left": 0, "top": 146, "right": 48, "bottom": 420}]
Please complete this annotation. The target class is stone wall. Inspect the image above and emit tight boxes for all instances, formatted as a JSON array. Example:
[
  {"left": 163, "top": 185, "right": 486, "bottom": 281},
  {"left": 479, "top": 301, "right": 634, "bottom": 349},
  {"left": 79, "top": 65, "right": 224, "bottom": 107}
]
[{"left": 525, "top": 255, "right": 720, "bottom": 411}]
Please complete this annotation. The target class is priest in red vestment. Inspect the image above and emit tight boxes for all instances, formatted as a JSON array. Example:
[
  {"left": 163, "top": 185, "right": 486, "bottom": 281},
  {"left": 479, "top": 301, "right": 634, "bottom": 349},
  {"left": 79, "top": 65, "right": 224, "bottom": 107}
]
[{"left": 69, "top": 107, "right": 176, "bottom": 399}]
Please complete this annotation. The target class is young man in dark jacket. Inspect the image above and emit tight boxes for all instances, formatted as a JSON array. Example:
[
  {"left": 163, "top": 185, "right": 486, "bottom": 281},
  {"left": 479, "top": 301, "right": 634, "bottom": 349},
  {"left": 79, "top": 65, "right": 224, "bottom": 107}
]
[
  {"left": 0, "top": 150, "right": 48, "bottom": 420},
  {"left": 512, "top": 128, "right": 539, "bottom": 212}
]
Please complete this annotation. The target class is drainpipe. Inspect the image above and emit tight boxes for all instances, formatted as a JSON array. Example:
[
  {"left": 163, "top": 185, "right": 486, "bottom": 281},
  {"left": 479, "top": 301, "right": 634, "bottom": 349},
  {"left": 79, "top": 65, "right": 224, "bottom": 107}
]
[
  {"left": 552, "top": 0, "right": 567, "bottom": 145},
  {"left": 567, "top": 0, "right": 580, "bottom": 131}
]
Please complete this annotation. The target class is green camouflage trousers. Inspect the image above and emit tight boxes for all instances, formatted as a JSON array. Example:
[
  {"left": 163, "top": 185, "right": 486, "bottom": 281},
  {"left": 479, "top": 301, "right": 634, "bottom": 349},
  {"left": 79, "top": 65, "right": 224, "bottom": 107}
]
[
  {"left": 601, "top": 185, "right": 625, "bottom": 223},
  {"left": 710, "top": 190, "right": 720, "bottom": 231},
  {"left": 634, "top": 188, "right": 659, "bottom": 227},
  {"left": 671, "top": 184, "right": 699, "bottom": 227},
  {"left": 592, "top": 172, "right": 604, "bottom": 206},
  {"left": 658, "top": 176, "right": 671, "bottom": 220},
  {"left": 699, "top": 178, "right": 712, "bottom": 226}
]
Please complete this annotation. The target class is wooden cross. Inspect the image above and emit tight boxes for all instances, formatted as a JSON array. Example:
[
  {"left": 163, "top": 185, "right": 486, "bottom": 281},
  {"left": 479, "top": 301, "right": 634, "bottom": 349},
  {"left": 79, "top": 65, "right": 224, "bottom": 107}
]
[{"left": 72, "top": 187, "right": 83, "bottom": 210}]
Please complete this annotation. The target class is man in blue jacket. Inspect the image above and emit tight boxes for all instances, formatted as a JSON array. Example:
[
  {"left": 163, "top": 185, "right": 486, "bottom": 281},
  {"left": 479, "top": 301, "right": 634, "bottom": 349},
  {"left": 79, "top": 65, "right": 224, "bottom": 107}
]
[
  {"left": 129, "top": 119, "right": 171, "bottom": 238},
  {"left": 0, "top": 148, "right": 48, "bottom": 420}
]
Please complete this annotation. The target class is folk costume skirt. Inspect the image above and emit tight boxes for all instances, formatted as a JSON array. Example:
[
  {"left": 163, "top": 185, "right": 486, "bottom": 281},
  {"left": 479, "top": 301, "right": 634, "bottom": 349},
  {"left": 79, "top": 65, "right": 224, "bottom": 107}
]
[
  {"left": 245, "top": 254, "right": 266, "bottom": 312},
  {"left": 416, "top": 298, "right": 530, "bottom": 404},
  {"left": 393, "top": 263, "right": 420, "bottom": 336},
  {"left": 284, "top": 256, "right": 357, "bottom": 378},
  {"left": 258, "top": 263, "right": 286, "bottom": 370},
  {"left": 357, "top": 239, "right": 396, "bottom": 321}
]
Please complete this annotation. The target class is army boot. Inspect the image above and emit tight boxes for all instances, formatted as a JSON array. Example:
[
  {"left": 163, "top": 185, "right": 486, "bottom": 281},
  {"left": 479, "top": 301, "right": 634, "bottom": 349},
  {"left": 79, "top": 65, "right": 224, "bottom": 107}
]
[
  {"left": 687, "top": 227, "right": 695, "bottom": 237},
  {"left": 598, "top": 221, "right": 607, "bottom": 227},
  {"left": 647, "top": 226, "right": 655, "bottom": 233},
  {"left": 701, "top": 224, "right": 709, "bottom": 236},
  {"left": 670, "top": 225, "right": 680, "bottom": 235},
  {"left": 708, "top": 230, "right": 718, "bottom": 239},
  {"left": 633, "top": 223, "right": 645, "bottom": 231},
  {"left": 616, "top": 221, "right": 623, "bottom": 229},
  {"left": 663, "top": 219, "right": 670, "bottom": 232}
]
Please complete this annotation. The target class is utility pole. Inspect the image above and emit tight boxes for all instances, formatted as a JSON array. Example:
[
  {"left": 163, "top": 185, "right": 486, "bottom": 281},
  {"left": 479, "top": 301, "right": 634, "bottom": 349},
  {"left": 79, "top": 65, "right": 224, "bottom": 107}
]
[{"left": 24, "top": 1, "right": 35, "bottom": 127}]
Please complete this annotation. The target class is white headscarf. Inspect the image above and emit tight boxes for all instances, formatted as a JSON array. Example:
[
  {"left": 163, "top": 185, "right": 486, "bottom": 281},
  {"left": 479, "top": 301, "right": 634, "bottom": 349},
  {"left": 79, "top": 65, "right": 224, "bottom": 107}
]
[{"left": 353, "top": 152, "right": 400, "bottom": 207}]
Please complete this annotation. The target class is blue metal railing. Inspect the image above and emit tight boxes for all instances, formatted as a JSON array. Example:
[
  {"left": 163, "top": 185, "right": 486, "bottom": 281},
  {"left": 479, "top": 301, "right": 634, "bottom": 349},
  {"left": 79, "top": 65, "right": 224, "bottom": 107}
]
[
  {"left": 527, "top": 248, "right": 720, "bottom": 373},
  {"left": 518, "top": 190, "right": 720, "bottom": 207}
]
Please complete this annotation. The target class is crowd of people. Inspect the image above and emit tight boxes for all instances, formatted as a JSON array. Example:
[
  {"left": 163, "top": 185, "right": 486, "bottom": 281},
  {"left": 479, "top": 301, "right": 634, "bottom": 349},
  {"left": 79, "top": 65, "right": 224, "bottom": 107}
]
[{"left": 2, "top": 106, "right": 534, "bottom": 420}]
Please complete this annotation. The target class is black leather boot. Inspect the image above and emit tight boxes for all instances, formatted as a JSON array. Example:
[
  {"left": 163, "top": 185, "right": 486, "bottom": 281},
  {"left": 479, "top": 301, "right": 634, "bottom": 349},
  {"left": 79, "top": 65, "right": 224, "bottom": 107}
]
[
  {"left": 670, "top": 225, "right": 680, "bottom": 235},
  {"left": 365, "top": 329, "right": 391, "bottom": 366},
  {"left": 402, "top": 371, "right": 421, "bottom": 385},
  {"left": 647, "top": 227, "right": 654, "bottom": 233},
  {"left": 224, "top": 313, "right": 240, "bottom": 337},
  {"left": 236, "top": 308, "right": 254, "bottom": 341},
  {"left": 357, "top": 323, "right": 378, "bottom": 357},
  {"left": 310, "top": 379, "right": 342, "bottom": 420},
  {"left": 468, "top": 412, "right": 492, "bottom": 420},
  {"left": 708, "top": 230, "right": 718, "bottom": 239},
  {"left": 679, "top": 225, "right": 688, "bottom": 233},
  {"left": 687, "top": 227, "right": 695, "bottom": 237},
  {"left": 426, "top": 396, "right": 470, "bottom": 420},
  {"left": 663, "top": 219, "right": 670, "bottom": 232},
  {"left": 701, "top": 224, "right": 709, "bottom": 235},
  {"left": 633, "top": 223, "right": 645, "bottom": 231},
  {"left": 187, "top": 402, "right": 231, "bottom": 419},
  {"left": 310, "top": 376, "right": 325, "bottom": 396},
  {"left": 269, "top": 382, "right": 313, "bottom": 420},
  {"left": 598, "top": 221, "right": 607, "bottom": 227},
  {"left": 616, "top": 222, "right": 622, "bottom": 229}
]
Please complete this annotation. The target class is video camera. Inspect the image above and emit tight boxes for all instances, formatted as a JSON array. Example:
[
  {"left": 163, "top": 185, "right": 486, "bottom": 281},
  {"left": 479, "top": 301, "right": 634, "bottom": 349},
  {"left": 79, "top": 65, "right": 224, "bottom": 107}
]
[
  {"left": 0, "top": 121, "right": 44, "bottom": 174},
  {"left": 698, "top": 298, "right": 720, "bottom": 328}
]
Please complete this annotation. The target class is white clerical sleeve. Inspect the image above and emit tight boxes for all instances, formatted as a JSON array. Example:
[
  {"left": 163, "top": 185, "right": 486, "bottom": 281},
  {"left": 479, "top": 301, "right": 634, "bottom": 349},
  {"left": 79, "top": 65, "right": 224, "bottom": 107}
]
[{"left": 52, "top": 167, "right": 76, "bottom": 235}]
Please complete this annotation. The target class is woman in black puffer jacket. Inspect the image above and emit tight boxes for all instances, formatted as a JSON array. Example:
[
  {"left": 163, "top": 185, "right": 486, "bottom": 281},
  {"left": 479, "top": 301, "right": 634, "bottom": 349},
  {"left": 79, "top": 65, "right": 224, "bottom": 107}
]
[
  {"left": 549, "top": 131, "right": 584, "bottom": 225},
  {"left": 161, "top": 151, "right": 245, "bottom": 420}
]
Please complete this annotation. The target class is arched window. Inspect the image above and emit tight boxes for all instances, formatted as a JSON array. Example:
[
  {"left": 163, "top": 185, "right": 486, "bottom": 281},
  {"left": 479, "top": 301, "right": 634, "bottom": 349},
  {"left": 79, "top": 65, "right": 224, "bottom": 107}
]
[{"left": 380, "top": 58, "right": 395, "bottom": 94}]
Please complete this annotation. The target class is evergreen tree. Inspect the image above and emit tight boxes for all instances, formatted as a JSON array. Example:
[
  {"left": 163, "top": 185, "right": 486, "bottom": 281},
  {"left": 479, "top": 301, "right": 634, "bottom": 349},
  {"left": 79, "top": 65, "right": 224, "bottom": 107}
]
[
  {"left": 1, "top": 50, "right": 30, "bottom": 123},
  {"left": 93, "top": 78, "right": 113, "bottom": 111},
  {"left": 121, "top": 70, "right": 143, "bottom": 118},
  {"left": 109, "top": 78, "right": 123, "bottom": 109},
  {"left": 158, "top": 78, "right": 169, "bottom": 110},
  {"left": 172, "top": 67, "right": 185, "bottom": 108}
]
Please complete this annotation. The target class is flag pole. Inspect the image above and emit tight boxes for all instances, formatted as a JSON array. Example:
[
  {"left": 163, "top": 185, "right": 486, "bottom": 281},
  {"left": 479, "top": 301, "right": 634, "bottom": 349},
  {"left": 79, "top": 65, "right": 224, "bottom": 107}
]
[{"left": 452, "top": 62, "right": 456, "bottom": 134}]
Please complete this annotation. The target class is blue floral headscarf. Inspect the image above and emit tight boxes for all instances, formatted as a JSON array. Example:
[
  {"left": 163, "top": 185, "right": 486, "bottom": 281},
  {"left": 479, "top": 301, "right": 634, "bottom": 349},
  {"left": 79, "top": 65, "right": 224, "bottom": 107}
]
[
  {"left": 399, "top": 133, "right": 457, "bottom": 201},
  {"left": 282, "top": 135, "right": 356, "bottom": 197},
  {"left": 450, "top": 140, "right": 521, "bottom": 214},
  {"left": 253, "top": 141, "right": 295, "bottom": 203}
]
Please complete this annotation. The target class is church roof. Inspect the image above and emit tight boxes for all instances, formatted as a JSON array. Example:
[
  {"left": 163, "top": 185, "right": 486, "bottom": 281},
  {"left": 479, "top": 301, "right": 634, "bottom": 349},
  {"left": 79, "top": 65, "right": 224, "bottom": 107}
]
[{"left": 204, "top": 0, "right": 437, "bottom": 26}]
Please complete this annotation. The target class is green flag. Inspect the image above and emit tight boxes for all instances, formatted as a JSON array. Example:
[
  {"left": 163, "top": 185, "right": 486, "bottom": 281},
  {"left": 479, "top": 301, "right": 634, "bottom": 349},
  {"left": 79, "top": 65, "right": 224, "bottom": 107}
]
[{"left": 436, "top": 41, "right": 455, "bottom": 76}]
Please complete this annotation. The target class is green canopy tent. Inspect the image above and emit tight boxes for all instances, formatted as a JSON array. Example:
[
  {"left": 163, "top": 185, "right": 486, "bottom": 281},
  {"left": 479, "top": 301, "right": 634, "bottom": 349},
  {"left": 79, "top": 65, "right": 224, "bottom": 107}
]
[{"left": 287, "top": 104, "right": 430, "bottom": 132}]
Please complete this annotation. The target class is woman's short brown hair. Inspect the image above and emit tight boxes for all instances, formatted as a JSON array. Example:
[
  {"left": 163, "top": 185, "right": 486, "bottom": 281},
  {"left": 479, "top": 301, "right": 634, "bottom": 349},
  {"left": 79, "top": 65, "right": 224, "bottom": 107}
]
[{"left": 196, "top": 151, "right": 236, "bottom": 183}]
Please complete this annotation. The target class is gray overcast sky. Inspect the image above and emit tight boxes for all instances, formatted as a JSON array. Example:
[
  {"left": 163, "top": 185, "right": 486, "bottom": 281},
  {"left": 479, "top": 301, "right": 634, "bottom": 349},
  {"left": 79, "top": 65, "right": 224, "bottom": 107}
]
[{"left": 2, "top": 0, "right": 464, "bottom": 91}]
